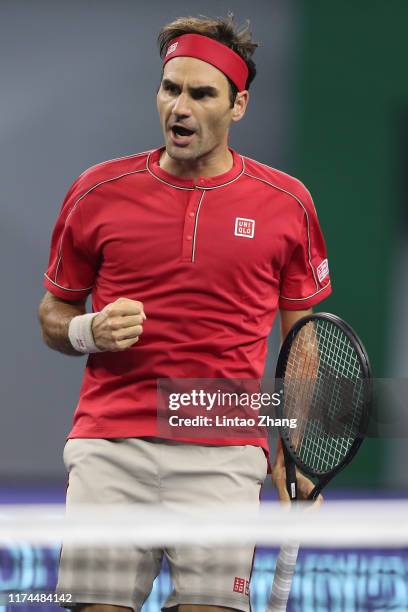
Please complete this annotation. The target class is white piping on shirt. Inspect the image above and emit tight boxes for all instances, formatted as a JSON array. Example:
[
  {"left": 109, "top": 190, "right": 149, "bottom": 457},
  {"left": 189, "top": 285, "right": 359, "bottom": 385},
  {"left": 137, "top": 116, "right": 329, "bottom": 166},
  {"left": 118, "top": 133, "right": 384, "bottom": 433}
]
[
  {"left": 89, "top": 149, "right": 154, "bottom": 169},
  {"left": 280, "top": 282, "right": 331, "bottom": 301},
  {"left": 243, "top": 170, "right": 319, "bottom": 292},
  {"left": 198, "top": 168, "right": 245, "bottom": 190},
  {"left": 146, "top": 166, "right": 195, "bottom": 191},
  {"left": 191, "top": 190, "right": 206, "bottom": 263},
  {"left": 242, "top": 154, "right": 317, "bottom": 211},
  {"left": 44, "top": 273, "right": 94, "bottom": 292},
  {"left": 146, "top": 150, "right": 245, "bottom": 190},
  {"left": 52, "top": 168, "right": 148, "bottom": 291}
]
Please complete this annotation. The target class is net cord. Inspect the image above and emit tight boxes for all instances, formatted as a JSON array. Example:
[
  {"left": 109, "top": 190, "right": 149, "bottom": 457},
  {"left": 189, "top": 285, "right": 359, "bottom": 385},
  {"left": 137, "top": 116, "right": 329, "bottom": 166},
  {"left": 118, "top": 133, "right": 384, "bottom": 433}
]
[{"left": 0, "top": 501, "right": 407, "bottom": 547}]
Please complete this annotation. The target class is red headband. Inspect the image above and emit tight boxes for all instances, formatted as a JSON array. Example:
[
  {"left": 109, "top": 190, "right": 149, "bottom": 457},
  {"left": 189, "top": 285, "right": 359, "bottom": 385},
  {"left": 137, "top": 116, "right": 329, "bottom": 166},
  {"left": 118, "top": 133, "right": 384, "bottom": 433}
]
[{"left": 163, "top": 33, "right": 249, "bottom": 92}]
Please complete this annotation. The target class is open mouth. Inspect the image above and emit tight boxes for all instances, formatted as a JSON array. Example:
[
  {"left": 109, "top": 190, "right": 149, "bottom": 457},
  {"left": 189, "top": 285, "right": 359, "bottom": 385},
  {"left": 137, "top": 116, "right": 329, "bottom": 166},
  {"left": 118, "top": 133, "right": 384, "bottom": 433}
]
[
  {"left": 172, "top": 125, "right": 195, "bottom": 137},
  {"left": 170, "top": 124, "right": 196, "bottom": 146}
]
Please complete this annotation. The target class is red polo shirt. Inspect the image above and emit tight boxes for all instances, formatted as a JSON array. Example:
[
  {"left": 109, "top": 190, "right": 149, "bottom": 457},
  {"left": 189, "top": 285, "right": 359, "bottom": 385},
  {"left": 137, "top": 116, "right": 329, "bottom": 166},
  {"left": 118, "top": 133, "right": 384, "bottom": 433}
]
[{"left": 44, "top": 147, "right": 332, "bottom": 451}]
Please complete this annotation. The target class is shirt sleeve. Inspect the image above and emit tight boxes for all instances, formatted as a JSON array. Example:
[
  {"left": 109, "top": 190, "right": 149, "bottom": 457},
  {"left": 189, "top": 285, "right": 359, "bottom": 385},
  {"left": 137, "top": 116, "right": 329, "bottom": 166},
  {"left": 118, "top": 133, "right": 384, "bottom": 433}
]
[
  {"left": 43, "top": 178, "right": 99, "bottom": 301},
  {"left": 279, "top": 188, "right": 332, "bottom": 310}
]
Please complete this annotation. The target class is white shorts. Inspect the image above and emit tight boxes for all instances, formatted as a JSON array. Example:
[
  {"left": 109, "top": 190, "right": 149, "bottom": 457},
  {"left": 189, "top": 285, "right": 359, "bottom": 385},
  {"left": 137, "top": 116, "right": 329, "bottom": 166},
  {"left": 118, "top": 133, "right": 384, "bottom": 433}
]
[{"left": 57, "top": 437, "right": 268, "bottom": 611}]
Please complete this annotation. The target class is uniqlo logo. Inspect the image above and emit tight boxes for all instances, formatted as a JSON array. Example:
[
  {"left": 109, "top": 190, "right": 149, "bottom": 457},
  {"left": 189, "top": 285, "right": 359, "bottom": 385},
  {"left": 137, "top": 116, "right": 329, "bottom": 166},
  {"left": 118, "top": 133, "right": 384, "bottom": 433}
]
[
  {"left": 316, "top": 258, "right": 329, "bottom": 282},
  {"left": 234, "top": 217, "right": 255, "bottom": 239},
  {"left": 233, "top": 577, "right": 249, "bottom": 594}
]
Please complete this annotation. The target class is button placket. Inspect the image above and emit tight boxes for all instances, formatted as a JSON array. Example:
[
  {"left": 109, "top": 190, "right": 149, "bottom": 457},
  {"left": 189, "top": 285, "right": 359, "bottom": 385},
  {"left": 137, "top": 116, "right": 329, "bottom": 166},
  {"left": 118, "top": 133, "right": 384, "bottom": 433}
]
[{"left": 181, "top": 187, "right": 206, "bottom": 262}]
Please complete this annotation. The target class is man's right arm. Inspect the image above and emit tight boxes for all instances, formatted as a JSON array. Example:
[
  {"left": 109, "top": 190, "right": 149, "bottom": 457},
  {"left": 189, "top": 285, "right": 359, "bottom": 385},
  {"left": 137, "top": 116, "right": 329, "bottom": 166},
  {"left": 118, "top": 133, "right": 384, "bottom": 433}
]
[
  {"left": 38, "top": 292, "right": 146, "bottom": 356},
  {"left": 38, "top": 291, "right": 87, "bottom": 356}
]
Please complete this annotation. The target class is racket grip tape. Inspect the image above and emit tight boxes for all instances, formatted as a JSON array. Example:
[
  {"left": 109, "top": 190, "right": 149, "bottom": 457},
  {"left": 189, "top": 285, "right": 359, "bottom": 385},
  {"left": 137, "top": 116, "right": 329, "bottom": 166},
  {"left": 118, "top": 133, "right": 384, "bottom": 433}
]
[{"left": 267, "top": 542, "right": 300, "bottom": 611}]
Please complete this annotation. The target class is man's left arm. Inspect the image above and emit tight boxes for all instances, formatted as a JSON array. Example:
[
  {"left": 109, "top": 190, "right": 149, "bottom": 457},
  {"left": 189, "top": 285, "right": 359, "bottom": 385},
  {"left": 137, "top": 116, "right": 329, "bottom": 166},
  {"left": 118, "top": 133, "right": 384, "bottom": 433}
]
[{"left": 271, "top": 307, "right": 323, "bottom": 505}]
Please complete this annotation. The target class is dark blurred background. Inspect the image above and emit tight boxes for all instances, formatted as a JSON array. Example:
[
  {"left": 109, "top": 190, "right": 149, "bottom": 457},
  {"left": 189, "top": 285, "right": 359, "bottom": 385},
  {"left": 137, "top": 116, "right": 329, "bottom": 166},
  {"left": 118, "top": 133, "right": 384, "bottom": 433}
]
[{"left": 1, "top": 0, "right": 407, "bottom": 493}]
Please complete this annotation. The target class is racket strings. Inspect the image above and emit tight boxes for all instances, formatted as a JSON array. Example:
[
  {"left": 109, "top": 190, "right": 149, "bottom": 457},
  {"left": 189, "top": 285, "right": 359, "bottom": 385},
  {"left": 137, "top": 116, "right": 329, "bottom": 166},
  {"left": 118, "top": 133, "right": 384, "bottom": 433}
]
[{"left": 282, "top": 320, "right": 365, "bottom": 474}]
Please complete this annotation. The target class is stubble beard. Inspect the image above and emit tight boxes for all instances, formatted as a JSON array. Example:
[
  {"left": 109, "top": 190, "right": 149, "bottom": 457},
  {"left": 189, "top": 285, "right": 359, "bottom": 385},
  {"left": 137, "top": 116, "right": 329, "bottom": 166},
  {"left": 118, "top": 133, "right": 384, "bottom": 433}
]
[
  {"left": 167, "top": 144, "right": 198, "bottom": 161},
  {"left": 164, "top": 129, "right": 224, "bottom": 165},
  {"left": 165, "top": 138, "right": 204, "bottom": 162}
]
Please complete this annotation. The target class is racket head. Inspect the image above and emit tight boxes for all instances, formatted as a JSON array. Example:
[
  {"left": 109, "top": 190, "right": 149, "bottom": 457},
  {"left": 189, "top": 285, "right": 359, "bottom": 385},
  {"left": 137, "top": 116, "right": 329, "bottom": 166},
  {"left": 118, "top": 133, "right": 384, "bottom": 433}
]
[{"left": 274, "top": 312, "right": 372, "bottom": 483}]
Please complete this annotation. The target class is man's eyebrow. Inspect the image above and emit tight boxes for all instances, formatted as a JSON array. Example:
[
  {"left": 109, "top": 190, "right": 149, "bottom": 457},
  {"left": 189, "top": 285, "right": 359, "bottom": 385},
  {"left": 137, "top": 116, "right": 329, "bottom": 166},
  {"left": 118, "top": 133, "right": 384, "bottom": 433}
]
[
  {"left": 188, "top": 85, "right": 218, "bottom": 96},
  {"left": 162, "top": 78, "right": 218, "bottom": 96},
  {"left": 162, "top": 78, "right": 180, "bottom": 89}
]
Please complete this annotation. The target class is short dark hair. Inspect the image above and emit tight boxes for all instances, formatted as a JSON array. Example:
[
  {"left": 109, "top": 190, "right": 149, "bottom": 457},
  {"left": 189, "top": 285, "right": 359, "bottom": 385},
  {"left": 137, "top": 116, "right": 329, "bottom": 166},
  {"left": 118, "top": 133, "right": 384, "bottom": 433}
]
[{"left": 157, "top": 14, "right": 258, "bottom": 107}]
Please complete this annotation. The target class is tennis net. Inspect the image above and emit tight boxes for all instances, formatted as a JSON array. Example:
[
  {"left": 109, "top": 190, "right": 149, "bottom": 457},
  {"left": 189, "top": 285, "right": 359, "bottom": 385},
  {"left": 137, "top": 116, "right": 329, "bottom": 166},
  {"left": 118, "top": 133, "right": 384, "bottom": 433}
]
[{"left": 1, "top": 501, "right": 408, "bottom": 611}]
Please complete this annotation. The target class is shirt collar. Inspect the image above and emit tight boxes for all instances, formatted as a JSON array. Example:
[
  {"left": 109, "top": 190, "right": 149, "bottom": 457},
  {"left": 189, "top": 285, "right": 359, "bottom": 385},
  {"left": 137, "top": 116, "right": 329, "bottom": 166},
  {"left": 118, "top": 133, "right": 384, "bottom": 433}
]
[{"left": 147, "top": 146, "right": 244, "bottom": 190}]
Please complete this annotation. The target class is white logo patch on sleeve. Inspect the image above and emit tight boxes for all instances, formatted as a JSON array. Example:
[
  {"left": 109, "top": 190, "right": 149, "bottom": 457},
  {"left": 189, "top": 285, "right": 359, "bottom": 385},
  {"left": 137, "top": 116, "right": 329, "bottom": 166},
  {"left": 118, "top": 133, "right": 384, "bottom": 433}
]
[
  {"left": 317, "top": 258, "right": 329, "bottom": 282},
  {"left": 234, "top": 217, "right": 255, "bottom": 239}
]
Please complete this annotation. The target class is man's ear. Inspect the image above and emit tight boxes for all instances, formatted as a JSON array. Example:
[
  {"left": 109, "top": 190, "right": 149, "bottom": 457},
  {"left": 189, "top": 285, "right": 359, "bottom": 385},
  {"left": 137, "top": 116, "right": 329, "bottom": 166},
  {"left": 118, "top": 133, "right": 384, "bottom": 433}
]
[{"left": 231, "top": 90, "right": 249, "bottom": 123}]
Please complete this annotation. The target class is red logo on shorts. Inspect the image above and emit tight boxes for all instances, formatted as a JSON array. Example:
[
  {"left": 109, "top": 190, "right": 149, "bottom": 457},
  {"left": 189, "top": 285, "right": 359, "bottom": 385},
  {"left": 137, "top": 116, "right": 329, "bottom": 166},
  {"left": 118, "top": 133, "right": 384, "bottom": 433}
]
[{"left": 233, "top": 577, "right": 249, "bottom": 595}]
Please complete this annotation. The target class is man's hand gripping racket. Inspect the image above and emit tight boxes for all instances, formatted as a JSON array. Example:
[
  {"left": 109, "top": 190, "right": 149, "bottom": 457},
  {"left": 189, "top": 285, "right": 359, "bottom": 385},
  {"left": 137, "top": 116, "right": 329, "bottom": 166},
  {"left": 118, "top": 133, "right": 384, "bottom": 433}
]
[{"left": 267, "top": 313, "right": 372, "bottom": 611}]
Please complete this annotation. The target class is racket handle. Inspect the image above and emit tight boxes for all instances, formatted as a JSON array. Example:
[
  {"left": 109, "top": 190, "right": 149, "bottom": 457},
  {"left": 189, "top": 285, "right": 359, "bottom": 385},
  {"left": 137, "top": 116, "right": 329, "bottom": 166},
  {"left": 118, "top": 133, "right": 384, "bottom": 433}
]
[
  {"left": 267, "top": 542, "right": 300, "bottom": 611},
  {"left": 283, "top": 445, "right": 297, "bottom": 500}
]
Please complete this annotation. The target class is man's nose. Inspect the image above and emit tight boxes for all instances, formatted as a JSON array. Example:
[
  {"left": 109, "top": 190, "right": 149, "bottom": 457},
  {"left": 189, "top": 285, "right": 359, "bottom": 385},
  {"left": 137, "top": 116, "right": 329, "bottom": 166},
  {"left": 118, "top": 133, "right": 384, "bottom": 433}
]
[{"left": 172, "top": 93, "right": 192, "bottom": 118}]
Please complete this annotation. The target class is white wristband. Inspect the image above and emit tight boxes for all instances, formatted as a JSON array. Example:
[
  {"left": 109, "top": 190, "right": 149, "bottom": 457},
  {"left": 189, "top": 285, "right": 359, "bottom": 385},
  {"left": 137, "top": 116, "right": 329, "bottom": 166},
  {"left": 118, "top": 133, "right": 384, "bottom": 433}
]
[{"left": 68, "top": 313, "right": 103, "bottom": 354}]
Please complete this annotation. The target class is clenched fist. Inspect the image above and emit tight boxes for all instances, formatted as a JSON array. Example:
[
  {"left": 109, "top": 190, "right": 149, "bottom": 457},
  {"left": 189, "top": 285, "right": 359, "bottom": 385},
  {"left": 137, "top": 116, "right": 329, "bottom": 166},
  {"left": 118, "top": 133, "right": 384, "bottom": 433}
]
[{"left": 91, "top": 297, "right": 146, "bottom": 352}]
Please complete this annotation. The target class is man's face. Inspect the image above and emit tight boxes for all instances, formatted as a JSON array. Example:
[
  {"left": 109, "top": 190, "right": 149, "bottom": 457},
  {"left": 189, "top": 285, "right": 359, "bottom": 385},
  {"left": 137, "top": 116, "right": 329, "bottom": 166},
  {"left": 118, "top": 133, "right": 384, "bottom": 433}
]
[{"left": 157, "top": 57, "right": 239, "bottom": 162}]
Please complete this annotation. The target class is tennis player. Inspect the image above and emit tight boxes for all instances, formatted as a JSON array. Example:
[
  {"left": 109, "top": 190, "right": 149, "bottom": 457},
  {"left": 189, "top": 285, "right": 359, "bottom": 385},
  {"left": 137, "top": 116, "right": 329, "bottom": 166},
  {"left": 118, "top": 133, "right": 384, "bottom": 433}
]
[{"left": 38, "top": 14, "right": 331, "bottom": 612}]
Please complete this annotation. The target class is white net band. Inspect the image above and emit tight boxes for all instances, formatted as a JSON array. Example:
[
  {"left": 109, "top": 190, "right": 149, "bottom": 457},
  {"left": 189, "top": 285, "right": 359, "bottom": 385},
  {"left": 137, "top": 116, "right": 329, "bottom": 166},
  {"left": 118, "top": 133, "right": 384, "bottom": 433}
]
[{"left": 1, "top": 500, "right": 407, "bottom": 547}]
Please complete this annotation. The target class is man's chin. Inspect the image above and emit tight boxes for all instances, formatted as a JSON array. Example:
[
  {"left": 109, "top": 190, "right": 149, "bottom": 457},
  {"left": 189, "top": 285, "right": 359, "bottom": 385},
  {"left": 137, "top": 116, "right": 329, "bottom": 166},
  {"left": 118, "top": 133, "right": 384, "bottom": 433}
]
[{"left": 165, "top": 142, "right": 199, "bottom": 161}]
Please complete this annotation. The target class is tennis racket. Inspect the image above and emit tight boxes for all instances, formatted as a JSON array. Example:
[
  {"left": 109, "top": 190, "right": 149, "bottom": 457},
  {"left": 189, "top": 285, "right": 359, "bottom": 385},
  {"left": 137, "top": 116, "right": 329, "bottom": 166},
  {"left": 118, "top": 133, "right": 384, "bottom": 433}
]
[{"left": 267, "top": 312, "right": 372, "bottom": 611}]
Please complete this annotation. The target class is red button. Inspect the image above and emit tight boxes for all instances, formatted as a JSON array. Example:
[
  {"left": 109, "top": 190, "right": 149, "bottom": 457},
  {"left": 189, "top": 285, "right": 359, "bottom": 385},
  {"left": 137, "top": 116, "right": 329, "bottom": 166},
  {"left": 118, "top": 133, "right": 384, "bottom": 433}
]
[
  {"left": 186, "top": 235, "right": 192, "bottom": 241},
  {"left": 189, "top": 212, "right": 194, "bottom": 217}
]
